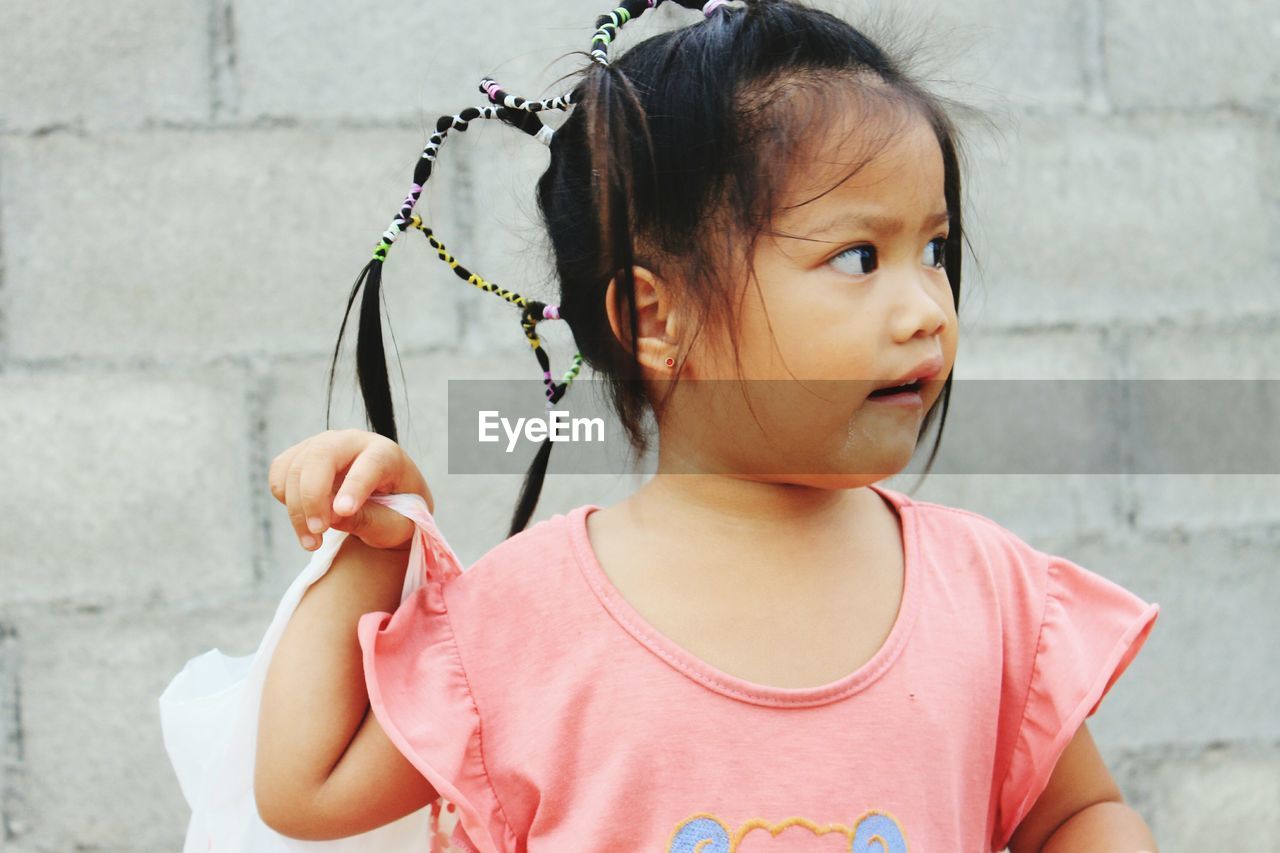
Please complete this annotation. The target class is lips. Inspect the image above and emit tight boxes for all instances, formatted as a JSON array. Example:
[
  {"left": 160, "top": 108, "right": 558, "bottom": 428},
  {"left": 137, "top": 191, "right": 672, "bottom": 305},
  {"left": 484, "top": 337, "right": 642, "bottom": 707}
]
[
  {"left": 872, "top": 355, "right": 945, "bottom": 393},
  {"left": 867, "top": 380, "right": 923, "bottom": 398}
]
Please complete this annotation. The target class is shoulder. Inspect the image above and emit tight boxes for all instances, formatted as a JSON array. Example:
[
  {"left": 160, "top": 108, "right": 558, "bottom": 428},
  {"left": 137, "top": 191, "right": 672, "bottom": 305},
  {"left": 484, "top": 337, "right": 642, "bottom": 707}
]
[
  {"left": 902, "top": 492, "right": 1049, "bottom": 585},
  {"left": 430, "top": 505, "right": 611, "bottom": 725},
  {"left": 893, "top": 492, "right": 1062, "bottom": 667},
  {"left": 902, "top": 495, "right": 1153, "bottom": 630},
  {"left": 443, "top": 504, "right": 593, "bottom": 620},
  {"left": 906, "top": 492, "right": 1034, "bottom": 543}
]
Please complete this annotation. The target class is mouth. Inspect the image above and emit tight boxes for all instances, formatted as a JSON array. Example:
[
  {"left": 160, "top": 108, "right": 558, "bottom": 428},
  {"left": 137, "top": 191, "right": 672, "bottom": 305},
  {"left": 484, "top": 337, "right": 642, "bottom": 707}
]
[{"left": 866, "top": 380, "right": 925, "bottom": 404}]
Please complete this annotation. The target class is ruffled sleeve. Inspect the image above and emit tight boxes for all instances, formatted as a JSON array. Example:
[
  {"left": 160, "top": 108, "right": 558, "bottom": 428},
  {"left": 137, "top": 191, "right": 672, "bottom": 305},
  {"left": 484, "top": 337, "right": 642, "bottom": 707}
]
[
  {"left": 356, "top": 494, "right": 517, "bottom": 853},
  {"left": 991, "top": 551, "right": 1160, "bottom": 851}
]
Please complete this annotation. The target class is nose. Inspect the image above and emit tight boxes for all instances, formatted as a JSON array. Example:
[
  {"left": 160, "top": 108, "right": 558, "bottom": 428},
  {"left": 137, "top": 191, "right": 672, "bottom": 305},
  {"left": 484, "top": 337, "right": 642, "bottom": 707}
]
[{"left": 894, "top": 268, "right": 950, "bottom": 340}]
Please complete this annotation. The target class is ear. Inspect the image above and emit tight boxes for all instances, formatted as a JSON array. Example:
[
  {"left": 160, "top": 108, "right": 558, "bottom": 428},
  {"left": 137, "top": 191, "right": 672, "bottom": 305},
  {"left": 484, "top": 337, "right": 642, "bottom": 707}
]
[{"left": 604, "top": 265, "right": 685, "bottom": 374}]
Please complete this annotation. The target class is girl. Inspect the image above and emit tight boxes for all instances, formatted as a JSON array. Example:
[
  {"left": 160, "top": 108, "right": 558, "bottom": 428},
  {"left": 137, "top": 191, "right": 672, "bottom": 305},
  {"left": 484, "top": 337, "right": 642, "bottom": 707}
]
[{"left": 256, "top": 1, "right": 1161, "bottom": 850}]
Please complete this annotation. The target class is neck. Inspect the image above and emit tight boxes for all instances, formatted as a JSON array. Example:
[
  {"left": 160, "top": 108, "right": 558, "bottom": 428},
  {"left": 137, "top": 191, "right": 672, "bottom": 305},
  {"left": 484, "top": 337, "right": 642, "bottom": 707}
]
[{"left": 622, "top": 468, "right": 888, "bottom": 542}]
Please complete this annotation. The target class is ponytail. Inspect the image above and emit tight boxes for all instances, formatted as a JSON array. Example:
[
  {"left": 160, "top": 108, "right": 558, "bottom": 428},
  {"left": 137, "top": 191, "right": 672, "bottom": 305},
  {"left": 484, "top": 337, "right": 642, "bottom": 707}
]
[
  {"left": 325, "top": 81, "right": 586, "bottom": 536},
  {"left": 327, "top": 0, "right": 740, "bottom": 536}
]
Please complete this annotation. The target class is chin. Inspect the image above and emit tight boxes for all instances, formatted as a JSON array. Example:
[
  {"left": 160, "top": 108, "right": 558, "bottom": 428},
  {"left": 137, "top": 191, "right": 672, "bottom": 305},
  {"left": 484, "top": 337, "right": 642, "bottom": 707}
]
[
  {"left": 838, "top": 443, "right": 918, "bottom": 479},
  {"left": 796, "top": 454, "right": 913, "bottom": 486},
  {"left": 797, "top": 473, "right": 893, "bottom": 490},
  {"left": 837, "top": 415, "right": 920, "bottom": 462}
]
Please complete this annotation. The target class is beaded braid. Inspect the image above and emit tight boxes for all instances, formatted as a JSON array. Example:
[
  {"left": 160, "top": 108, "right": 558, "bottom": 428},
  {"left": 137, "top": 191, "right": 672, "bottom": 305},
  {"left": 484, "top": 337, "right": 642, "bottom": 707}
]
[
  {"left": 352, "top": 0, "right": 731, "bottom": 427},
  {"left": 367, "top": 100, "right": 581, "bottom": 412},
  {"left": 336, "top": 0, "right": 740, "bottom": 547},
  {"left": 588, "top": 0, "right": 735, "bottom": 65},
  {"left": 407, "top": 213, "right": 585, "bottom": 408}
]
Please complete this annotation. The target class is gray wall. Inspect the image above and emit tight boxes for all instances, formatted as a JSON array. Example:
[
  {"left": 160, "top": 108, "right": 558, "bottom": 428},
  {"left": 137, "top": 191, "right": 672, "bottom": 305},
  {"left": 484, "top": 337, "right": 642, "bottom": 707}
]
[{"left": 1, "top": 0, "right": 1277, "bottom": 850}]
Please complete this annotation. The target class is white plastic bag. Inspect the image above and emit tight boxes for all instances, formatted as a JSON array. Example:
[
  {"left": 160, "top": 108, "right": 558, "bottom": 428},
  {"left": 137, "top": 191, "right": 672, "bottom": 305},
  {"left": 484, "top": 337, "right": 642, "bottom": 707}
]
[{"left": 159, "top": 492, "right": 470, "bottom": 852}]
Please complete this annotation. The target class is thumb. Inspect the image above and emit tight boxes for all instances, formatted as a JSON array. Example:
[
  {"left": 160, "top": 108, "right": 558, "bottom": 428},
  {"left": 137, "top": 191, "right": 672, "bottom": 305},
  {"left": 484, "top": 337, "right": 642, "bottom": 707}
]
[{"left": 332, "top": 501, "right": 416, "bottom": 551}]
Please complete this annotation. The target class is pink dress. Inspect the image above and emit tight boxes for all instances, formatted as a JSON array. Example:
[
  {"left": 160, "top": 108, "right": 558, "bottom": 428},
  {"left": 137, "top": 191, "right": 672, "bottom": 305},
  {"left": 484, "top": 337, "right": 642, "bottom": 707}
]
[{"left": 357, "top": 483, "right": 1160, "bottom": 852}]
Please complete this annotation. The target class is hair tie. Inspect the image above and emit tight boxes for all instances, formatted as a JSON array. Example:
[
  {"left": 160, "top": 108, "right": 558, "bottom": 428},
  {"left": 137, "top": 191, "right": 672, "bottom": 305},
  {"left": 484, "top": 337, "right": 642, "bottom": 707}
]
[
  {"left": 703, "top": 0, "right": 730, "bottom": 15},
  {"left": 590, "top": 0, "right": 657, "bottom": 66}
]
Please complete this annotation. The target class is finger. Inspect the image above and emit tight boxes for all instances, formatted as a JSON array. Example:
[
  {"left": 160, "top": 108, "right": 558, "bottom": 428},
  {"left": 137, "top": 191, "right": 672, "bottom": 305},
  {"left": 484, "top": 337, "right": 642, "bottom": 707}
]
[
  {"left": 296, "top": 434, "right": 358, "bottom": 542},
  {"left": 268, "top": 440, "right": 307, "bottom": 505},
  {"left": 284, "top": 445, "right": 316, "bottom": 548},
  {"left": 332, "top": 437, "right": 399, "bottom": 517},
  {"left": 335, "top": 501, "right": 416, "bottom": 551}
]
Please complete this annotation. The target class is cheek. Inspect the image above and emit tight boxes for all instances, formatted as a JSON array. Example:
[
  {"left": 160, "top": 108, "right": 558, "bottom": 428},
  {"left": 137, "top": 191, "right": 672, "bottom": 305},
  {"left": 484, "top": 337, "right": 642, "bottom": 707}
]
[
  {"left": 743, "top": 281, "right": 861, "bottom": 378},
  {"left": 717, "top": 284, "right": 811, "bottom": 379}
]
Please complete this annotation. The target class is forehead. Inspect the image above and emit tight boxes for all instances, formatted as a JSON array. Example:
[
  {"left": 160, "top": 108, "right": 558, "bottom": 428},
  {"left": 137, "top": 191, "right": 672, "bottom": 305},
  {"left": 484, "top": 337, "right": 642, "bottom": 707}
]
[{"left": 773, "top": 103, "right": 945, "bottom": 229}]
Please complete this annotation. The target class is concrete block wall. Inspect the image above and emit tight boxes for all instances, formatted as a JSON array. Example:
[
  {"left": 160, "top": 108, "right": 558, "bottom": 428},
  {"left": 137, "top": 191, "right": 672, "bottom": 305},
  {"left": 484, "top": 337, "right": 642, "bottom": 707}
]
[{"left": 0, "top": 0, "right": 1275, "bottom": 849}]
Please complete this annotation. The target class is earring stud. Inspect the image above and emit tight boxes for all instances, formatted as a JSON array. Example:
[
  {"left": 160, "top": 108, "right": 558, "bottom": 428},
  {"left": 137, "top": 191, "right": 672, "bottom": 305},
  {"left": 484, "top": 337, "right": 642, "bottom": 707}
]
[{"left": 665, "top": 357, "right": 675, "bottom": 367}]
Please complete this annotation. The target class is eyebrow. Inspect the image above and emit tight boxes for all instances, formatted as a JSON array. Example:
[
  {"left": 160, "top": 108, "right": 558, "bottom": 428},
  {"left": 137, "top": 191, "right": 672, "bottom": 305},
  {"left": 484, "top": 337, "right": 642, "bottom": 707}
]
[{"left": 803, "top": 209, "right": 951, "bottom": 238}]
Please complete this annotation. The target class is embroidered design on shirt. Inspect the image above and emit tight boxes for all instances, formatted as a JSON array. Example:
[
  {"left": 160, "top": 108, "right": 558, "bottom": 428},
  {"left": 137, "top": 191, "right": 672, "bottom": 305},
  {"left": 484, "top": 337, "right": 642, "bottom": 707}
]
[{"left": 667, "top": 810, "right": 909, "bottom": 851}]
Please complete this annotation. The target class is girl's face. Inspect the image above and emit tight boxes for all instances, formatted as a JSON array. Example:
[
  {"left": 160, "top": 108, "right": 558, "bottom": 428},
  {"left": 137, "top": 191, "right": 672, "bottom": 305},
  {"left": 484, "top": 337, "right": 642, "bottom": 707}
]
[{"left": 640, "top": 105, "right": 959, "bottom": 486}]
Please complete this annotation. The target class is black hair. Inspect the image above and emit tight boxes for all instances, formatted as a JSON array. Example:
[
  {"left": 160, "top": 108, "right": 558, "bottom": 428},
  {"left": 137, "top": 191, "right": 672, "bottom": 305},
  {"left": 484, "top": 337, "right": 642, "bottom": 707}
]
[{"left": 327, "top": 0, "right": 982, "bottom": 538}]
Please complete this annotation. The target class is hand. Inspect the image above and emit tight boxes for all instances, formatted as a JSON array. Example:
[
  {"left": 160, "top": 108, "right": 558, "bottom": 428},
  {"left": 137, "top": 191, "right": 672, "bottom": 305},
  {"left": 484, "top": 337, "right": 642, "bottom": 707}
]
[{"left": 268, "top": 429, "right": 435, "bottom": 552}]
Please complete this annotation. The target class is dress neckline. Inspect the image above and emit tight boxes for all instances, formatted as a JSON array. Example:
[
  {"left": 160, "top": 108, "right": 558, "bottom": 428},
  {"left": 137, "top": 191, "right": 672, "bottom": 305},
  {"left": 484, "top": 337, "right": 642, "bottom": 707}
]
[{"left": 566, "top": 482, "right": 921, "bottom": 708}]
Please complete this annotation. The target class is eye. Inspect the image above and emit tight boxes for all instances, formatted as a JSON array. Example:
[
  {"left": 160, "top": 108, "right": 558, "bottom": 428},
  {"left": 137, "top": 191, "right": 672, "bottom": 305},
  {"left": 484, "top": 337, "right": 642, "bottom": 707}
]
[
  {"left": 830, "top": 245, "right": 877, "bottom": 276},
  {"left": 924, "top": 236, "right": 948, "bottom": 269},
  {"left": 830, "top": 235, "right": 950, "bottom": 277}
]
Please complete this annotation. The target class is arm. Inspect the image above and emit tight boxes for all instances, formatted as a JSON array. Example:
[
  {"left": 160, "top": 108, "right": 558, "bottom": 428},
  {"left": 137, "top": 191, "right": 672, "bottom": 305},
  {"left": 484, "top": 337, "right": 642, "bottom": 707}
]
[
  {"left": 1042, "top": 801, "right": 1157, "bottom": 852},
  {"left": 255, "top": 533, "right": 439, "bottom": 839},
  {"left": 1007, "top": 722, "right": 1157, "bottom": 853}
]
